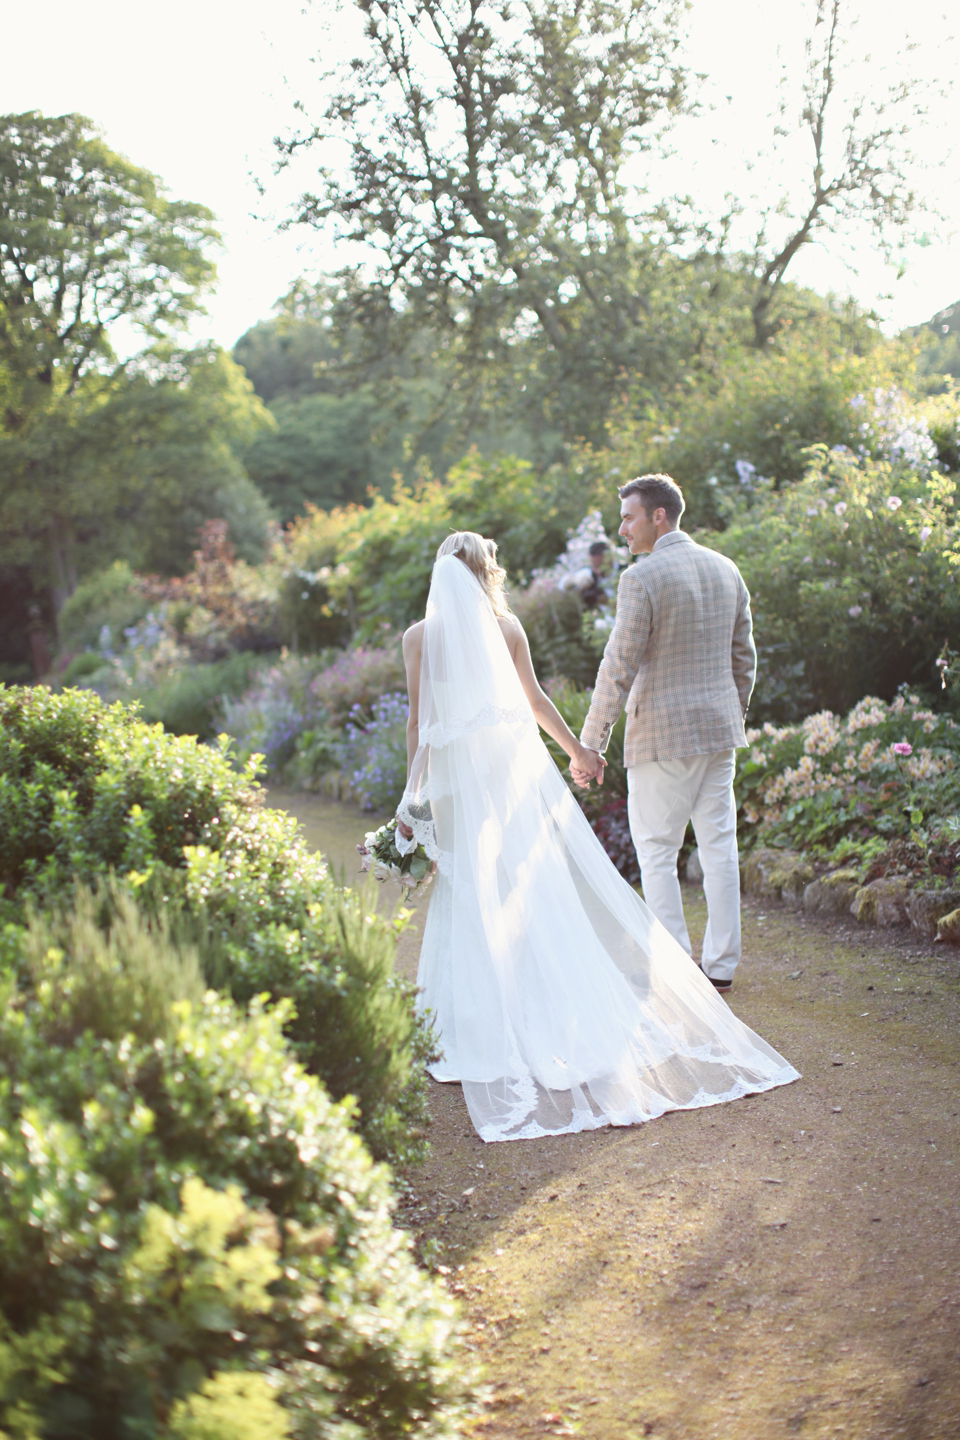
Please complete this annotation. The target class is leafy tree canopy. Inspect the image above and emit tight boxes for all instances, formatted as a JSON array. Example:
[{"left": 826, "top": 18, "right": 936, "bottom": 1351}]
[
  {"left": 0, "top": 111, "right": 218, "bottom": 411},
  {"left": 272, "top": 0, "right": 930, "bottom": 445},
  {"left": 0, "top": 113, "right": 270, "bottom": 632}
]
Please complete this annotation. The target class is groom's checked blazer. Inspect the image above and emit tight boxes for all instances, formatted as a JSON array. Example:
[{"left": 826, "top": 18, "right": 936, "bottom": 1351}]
[{"left": 581, "top": 530, "right": 757, "bottom": 766}]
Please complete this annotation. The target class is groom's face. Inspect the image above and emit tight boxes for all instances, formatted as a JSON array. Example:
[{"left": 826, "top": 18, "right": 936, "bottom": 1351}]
[{"left": 619, "top": 495, "right": 659, "bottom": 554}]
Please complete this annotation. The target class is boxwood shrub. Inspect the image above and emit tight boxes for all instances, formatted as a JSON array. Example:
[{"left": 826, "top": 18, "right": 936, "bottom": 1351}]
[
  {"left": 0, "top": 685, "right": 433, "bottom": 1166},
  {"left": 0, "top": 892, "right": 471, "bottom": 1438}
]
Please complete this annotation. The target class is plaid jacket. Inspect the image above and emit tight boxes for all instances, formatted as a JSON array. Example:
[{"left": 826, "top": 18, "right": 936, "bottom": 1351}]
[{"left": 580, "top": 530, "right": 757, "bottom": 764}]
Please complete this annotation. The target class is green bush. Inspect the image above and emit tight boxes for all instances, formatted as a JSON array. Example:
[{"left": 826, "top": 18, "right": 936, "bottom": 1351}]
[
  {"left": 57, "top": 560, "right": 151, "bottom": 655},
  {"left": 596, "top": 335, "right": 914, "bottom": 529},
  {"left": 0, "top": 685, "right": 433, "bottom": 1165},
  {"left": 510, "top": 582, "right": 599, "bottom": 690},
  {"left": 136, "top": 651, "right": 267, "bottom": 740},
  {"left": 275, "top": 452, "right": 601, "bottom": 644},
  {"left": 0, "top": 892, "right": 471, "bottom": 1438},
  {"left": 61, "top": 651, "right": 108, "bottom": 686},
  {"left": 703, "top": 447, "right": 960, "bottom": 721}
]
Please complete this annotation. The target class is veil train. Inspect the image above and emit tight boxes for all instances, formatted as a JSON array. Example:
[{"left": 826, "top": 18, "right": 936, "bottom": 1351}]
[{"left": 398, "top": 555, "right": 798, "bottom": 1143}]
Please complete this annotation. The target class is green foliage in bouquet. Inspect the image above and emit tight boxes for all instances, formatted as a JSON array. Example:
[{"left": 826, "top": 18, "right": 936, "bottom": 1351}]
[
  {"left": 0, "top": 685, "right": 432, "bottom": 1165},
  {"left": 358, "top": 818, "right": 434, "bottom": 890},
  {"left": 0, "top": 891, "right": 472, "bottom": 1439}
]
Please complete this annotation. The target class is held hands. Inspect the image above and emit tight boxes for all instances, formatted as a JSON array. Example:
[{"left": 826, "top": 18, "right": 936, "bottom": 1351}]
[{"left": 570, "top": 745, "right": 606, "bottom": 790}]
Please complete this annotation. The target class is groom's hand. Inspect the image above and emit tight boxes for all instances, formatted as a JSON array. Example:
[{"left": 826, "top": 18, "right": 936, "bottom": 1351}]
[{"left": 571, "top": 747, "right": 605, "bottom": 789}]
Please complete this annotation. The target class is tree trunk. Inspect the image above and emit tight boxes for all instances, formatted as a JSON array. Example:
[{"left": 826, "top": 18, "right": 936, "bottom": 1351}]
[{"left": 49, "top": 513, "right": 78, "bottom": 618}]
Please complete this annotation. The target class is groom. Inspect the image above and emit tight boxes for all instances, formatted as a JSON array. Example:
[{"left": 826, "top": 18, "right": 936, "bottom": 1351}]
[{"left": 572, "top": 473, "right": 757, "bottom": 993}]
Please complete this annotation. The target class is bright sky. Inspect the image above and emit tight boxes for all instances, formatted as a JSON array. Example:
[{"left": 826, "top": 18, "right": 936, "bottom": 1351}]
[{"left": 5, "top": 0, "right": 958, "bottom": 352}]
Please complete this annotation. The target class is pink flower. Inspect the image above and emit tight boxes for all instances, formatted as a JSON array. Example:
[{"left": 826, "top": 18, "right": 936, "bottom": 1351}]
[
  {"left": 848, "top": 605, "right": 863, "bottom": 618},
  {"left": 886, "top": 496, "right": 902, "bottom": 512},
  {"left": 892, "top": 741, "right": 913, "bottom": 757},
  {"left": 834, "top": 501, "right": 847, "bottom": 516},
  {"left": 920, "top": 526, "right": 931, "bottom": 542}
]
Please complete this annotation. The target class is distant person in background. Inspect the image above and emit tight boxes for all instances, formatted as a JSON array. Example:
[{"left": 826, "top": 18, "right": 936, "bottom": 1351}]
[{"left": 560, "top": 540, "right": 610, "bottom": 609}]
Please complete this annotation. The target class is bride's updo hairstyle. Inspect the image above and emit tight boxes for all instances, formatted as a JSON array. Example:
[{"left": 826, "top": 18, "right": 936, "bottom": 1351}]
[{"left": 436, "top": 531, "right": 510, "bottom": 617}]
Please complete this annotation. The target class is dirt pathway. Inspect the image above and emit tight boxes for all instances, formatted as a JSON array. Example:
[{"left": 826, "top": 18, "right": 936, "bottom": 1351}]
[{"left": 269, "top": 791, "right": 960, "bottom": 1440}]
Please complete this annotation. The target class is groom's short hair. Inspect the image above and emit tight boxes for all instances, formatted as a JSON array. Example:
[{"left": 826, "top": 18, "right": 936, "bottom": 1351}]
[{"left": 619, "top": 473, "right": 685, "bottom": 523}]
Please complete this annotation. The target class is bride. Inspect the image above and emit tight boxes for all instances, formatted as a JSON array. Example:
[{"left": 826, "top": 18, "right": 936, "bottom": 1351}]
[{"left": 396, "top": 532, "right": 798, "bottom": 1143}]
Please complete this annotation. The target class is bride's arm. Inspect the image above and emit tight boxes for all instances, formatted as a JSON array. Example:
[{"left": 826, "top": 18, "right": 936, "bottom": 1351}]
[
  {"left": 397, "top": 624, "right": 424, "bottom": 840},
  {"left": 500, "top": 617, "right": 604, "bottom": 781},
  {"left": 401, "top": 623, "right": 423, "bottom": 776}
]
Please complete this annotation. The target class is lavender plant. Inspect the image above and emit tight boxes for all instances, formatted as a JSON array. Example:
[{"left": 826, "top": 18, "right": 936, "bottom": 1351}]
[
  {"left": 339, "top": 691, "right": 410, "bottom": 811},
  {"left": 219, "top": 652, "right": 330, "bottom": 770}
]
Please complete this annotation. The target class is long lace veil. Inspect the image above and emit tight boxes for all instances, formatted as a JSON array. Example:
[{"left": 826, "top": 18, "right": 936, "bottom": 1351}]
[
  {"left": 397, "top": 553, "right": 534, "bottom": 873},
  {"left": 398, "top": 554, "right": 798, "bottom": 1142}
]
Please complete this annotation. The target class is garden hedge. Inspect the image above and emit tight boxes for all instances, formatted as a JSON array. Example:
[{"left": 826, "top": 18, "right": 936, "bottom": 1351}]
[
  {"left": 0, "top": 891, "right": 470, "bottom": 1438},
  {"left": 0, "top": 685, "right": 433, "bottom": 1165}
]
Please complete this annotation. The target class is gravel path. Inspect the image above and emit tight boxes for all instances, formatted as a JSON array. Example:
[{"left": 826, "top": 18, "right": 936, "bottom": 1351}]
[{"left": 270, "top": 791, "right": 960, "bottom": 1439}]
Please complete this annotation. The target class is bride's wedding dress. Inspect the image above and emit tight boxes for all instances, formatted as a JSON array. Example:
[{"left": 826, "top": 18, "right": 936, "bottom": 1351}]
[{"left": 398, "top": 556, "right": 799, "bottom": 1143}]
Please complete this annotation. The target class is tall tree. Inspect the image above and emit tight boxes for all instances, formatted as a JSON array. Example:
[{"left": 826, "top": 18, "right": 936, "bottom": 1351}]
[
  {"left": 0, "top": 345, "right": 274, "bottom": 590},
  {"left": 277, "top": 0, "right": 700, "bottom": 441},
  {"left": 0, "top": 112, "right": 221, "bottom": 611},
  {"left": 743, "top": 0, "right": 931, "bottom": 347}
]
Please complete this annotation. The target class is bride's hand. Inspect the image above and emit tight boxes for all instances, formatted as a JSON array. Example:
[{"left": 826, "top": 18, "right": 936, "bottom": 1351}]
[
  {"left": 397, "top": 819, "right": 414, "bottom": 840},
  {"left": 571, "top": 745, "right": 604, "bottom": 788}
]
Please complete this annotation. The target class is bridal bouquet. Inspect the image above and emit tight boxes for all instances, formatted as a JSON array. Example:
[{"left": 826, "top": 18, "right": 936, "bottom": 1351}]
[{"left": 357, "top": 817, "right": 433, "bottom": 892}]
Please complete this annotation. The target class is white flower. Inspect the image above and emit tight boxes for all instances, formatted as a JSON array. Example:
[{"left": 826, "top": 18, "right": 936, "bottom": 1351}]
[
  {"left": 802, "top": 710, "right": 840, "bottom": 755},
  {"left": 834, "top": 501, "right": 847, "bottom": 516},
  {"left": 919, "top": 526, "right": 932, "bottom": 542},
  {"left": 848, "top": 605, "right": 863, "bottom": 617},
  {"left": 886, "top": 496, "right": 902, "bottom": 512}
]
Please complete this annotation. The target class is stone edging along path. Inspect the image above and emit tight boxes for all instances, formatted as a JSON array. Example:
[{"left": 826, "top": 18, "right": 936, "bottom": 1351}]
[{"left": 722, "top": 848, "right": 960, "bottom": 946}]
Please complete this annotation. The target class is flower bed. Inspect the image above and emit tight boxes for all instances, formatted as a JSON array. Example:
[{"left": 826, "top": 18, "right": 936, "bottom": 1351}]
[{"left": 737, "top": 692, "right": 960, "bottom": 892}]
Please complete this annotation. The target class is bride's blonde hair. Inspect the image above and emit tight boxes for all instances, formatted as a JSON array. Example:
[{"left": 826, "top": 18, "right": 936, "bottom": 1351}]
[{"left": 436, "top": 531, "right": 510, "bottom": 616}]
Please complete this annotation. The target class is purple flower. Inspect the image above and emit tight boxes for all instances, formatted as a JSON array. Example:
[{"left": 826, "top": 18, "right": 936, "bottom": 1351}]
[{"left": 848, "top": 605, "right": 863, "bottom": 618}]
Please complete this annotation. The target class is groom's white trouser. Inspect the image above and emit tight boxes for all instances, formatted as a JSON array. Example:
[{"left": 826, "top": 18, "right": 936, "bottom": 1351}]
[{"left": 627, "top": 750, "right": 741, "bottom": 983}]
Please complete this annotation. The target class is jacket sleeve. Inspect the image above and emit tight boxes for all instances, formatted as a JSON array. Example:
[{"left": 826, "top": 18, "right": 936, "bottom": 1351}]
[
  {"left": 580, "top": 567, "right": 650, "bottom": 753},
  {"left": 731, "top": 578, "right": 757, "bottom": 715}
]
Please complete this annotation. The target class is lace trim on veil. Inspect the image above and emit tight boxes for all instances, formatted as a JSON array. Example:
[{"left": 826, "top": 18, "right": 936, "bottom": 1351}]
[
  {"left": 398, "top": 702, "right": 536, "bottom": 876},
  {"left": 419, "top": 701, "right": 535, "bottom": 750},
  {"left": 395, "top": 795, "right": 449, "bottom": 875}
]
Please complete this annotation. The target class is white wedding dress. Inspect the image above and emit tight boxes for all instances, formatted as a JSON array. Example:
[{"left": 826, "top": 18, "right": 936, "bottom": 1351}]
[{"left": 398, "top": 556, "right": 799, "bottom": 1143}]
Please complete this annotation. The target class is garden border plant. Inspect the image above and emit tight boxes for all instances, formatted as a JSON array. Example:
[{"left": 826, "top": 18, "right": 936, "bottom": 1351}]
[
  {"left": 0, "top": 684, "right": 434, "bottom": 1166},
  {"left": 0, "top": 887, "right": 472, "bottom": 1438}
]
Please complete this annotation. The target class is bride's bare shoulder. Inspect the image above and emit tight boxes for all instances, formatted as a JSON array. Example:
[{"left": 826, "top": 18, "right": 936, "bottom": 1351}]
[
  {"left": 496, "top": 613, "right": 524, "bottom": 649},
  {"left": 403, "top": 619, "right": 425, "bottom": 651}
]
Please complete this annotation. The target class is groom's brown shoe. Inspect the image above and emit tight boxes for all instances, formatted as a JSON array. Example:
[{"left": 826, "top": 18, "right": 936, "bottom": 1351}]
[{"left": 700, "top": 965, "right": 732, "bottom": 993}]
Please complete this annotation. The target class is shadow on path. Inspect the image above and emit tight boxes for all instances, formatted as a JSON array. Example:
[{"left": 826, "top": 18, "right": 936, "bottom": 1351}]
[{"left": 268, "top": 790, "right": 960, "bottom": 1440}]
